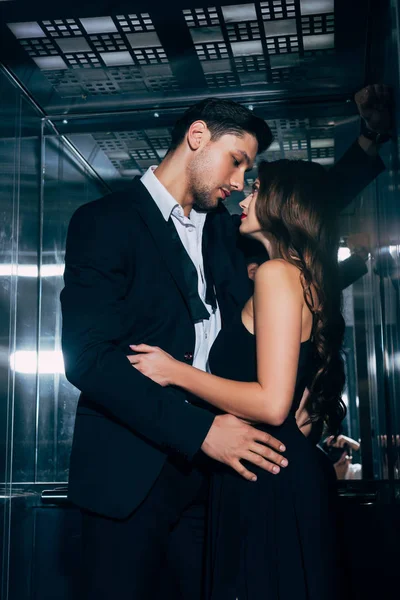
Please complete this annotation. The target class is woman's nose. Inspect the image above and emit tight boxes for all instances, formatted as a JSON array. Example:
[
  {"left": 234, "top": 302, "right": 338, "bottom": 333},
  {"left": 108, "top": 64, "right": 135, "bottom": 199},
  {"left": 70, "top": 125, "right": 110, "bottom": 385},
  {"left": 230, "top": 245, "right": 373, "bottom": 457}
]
[{"left": 240, "top": 195, "right": 251, "bottom": 209}]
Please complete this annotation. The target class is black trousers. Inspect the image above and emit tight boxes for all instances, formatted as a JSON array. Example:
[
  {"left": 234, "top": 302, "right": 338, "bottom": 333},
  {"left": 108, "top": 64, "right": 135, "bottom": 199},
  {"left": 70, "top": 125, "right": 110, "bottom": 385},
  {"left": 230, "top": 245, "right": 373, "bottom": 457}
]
[{"left": 81, "top": 456, "right": 209, "bottom": 600}]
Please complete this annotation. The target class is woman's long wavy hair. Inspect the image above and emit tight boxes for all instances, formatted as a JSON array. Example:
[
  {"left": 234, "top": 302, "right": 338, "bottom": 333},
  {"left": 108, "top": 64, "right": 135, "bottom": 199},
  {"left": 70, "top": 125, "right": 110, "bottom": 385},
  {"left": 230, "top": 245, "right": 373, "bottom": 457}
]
[{"left": 255, "top": 159, "right": 346, "bottom": 435}]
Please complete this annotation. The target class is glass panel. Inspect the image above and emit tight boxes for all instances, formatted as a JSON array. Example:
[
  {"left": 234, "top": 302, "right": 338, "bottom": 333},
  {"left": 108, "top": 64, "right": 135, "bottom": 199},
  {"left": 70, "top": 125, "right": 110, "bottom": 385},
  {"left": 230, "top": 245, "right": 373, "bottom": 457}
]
[
  {"left": 36, "top": 130, "right": 106, "bottom": 483},
  {"left": 0, "top": 67, "right": 42, "bottom": 600}
]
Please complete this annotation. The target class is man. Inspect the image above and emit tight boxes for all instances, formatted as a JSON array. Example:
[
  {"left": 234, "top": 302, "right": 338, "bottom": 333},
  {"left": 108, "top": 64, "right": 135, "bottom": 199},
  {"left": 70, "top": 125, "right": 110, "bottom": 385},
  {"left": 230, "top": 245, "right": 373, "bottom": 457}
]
[{"left": 61, "top": 88, "right": 389, "bottom": 599}]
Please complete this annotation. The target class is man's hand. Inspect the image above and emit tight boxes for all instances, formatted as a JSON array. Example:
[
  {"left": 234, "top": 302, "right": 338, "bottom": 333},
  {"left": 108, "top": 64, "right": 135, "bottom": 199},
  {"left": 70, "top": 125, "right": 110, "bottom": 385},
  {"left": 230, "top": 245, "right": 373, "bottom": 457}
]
[
  {"left": 355, "top": 84, "right": 393, "bottom": 134},
  {"left": 333, "top": 451, "right": 352, "bottom": 480},
  {"left": 325, "top": 434, "right": 361, "bottom": 452},
  {"left": 347, "top": 233, "right": 371, "bottom": 262},
  {"left": 295, "top": 387, "right": 312, "bottom": 437},
  {"left": 201, "top": 414, "right": 288, "bottom": 482}
]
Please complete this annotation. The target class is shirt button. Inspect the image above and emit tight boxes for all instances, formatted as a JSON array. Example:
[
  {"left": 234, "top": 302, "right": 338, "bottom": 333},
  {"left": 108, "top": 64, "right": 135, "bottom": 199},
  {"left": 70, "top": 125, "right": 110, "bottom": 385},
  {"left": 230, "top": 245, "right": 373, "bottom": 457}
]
[{"left": 184, "top": 352, "right": 193, "bottom": 361}]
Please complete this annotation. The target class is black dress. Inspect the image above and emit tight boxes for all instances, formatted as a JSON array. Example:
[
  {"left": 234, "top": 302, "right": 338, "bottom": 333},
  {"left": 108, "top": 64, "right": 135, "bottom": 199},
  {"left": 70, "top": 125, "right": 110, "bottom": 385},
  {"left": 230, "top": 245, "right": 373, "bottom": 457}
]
[{"left": 207, "top": 311, "right": 339, "bottom": 599}]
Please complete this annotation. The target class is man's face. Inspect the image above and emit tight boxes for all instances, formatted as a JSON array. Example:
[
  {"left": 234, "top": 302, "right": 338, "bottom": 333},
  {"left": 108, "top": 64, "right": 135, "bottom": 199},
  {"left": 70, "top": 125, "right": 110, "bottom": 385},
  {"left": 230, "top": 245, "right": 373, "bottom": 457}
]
[{"left": 187, "top": 132, "right": 258, "bottom": 210}]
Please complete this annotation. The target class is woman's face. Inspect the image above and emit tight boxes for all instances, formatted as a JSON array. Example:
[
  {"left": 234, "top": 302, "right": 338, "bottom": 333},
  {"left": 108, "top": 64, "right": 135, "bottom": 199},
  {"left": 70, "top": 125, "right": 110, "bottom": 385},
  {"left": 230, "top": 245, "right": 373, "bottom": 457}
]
[{"left": 239, "top": 178, "right": 263, "bottom": 238}]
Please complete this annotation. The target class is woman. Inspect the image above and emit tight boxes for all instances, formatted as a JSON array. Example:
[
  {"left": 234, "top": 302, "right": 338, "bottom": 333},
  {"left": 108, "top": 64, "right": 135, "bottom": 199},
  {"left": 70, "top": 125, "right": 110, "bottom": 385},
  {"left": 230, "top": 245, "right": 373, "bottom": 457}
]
[{"left": 129, "top": 159, "right": 346, "bottom": 599}]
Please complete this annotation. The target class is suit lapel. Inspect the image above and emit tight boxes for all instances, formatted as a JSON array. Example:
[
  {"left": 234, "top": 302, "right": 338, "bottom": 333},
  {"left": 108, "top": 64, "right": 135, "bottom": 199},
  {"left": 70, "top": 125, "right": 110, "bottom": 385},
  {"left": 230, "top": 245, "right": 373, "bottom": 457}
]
[{"left": 130, "top": 178, "right": 209, "bottom": 322}]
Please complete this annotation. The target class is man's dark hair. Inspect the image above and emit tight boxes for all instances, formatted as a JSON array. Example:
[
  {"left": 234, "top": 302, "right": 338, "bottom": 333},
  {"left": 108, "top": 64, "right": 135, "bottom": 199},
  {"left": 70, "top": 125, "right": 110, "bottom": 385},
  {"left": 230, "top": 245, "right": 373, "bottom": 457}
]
[{"left": 169, "top": 98, "right": 273, "bottom": 154}]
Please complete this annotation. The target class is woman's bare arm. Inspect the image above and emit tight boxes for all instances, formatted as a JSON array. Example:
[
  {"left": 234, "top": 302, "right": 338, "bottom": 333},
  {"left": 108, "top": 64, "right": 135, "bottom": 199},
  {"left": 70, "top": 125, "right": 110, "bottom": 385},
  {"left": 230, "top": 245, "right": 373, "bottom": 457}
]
[{"left": 136, "top": 260, "right": 305, "bottom": 426}]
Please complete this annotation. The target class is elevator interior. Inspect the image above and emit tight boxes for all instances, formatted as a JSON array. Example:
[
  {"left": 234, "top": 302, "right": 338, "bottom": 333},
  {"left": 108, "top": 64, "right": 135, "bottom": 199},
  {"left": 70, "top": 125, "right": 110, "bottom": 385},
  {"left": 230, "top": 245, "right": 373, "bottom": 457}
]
[{"left": 0, "top": 0, "right": 399, "bottom": 599}]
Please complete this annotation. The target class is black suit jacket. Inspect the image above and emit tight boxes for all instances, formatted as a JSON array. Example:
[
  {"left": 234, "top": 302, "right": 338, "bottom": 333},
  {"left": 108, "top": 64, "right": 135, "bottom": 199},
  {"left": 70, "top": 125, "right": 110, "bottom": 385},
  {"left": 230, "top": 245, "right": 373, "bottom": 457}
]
[{"left": 61, "top": 177, "right": 251, "bottom": 518}]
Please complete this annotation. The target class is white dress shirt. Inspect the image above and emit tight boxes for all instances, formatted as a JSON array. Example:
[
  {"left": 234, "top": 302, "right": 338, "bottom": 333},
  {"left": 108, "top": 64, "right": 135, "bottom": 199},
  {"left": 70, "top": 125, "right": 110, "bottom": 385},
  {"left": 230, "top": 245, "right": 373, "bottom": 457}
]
[{"left": 140, "top": 166, "right": 221, "bottom": 373}]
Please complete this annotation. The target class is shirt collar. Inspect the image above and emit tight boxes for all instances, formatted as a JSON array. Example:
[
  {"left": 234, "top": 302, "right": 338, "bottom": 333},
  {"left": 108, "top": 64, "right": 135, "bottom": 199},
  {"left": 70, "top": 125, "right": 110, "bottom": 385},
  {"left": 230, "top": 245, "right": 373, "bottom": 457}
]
[{"left": 140, "top": 166, "right": 180, "bottom": 222}]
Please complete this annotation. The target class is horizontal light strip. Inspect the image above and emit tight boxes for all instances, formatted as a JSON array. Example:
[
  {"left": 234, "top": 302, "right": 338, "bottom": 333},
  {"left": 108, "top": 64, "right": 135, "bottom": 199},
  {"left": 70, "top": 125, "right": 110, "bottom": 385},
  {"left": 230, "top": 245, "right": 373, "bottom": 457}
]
[
  {"left": 0, "top": 264, "right": 65, "bottom": 277},
  {"left": 10, "top": 350, "right": 65, "bottom": 374}
]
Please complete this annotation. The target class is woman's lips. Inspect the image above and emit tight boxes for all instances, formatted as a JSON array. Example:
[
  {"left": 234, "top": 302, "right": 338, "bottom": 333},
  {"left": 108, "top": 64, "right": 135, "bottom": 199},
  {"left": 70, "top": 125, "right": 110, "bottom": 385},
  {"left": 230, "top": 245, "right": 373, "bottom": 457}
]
[{"left": 241, "top": 214, "right": 247, "bottom": 220}]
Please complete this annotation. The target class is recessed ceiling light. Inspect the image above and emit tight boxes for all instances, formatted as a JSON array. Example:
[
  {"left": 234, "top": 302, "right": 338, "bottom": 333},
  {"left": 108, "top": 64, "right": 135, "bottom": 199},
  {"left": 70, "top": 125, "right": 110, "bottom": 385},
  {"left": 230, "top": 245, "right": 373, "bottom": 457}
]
[
  {"left": 32, "top": 56, "right": 68, "bottom": 70},
  {"left": 126, "top": 31, "right": 162, "bottom": 49},
  {"left": 310, "top": 138, "right": 334, "bottom": 148},
  {"left": 222, "top": 4, "right": 257, "bottom": 23},
  {"left": 7, "top": 21, "right": 46, "bottom": 39},
  {"left": 99, "top": 51, "right": 134, "bottom": 66},
  {"left": 55, "top": 38, "right": 91, "bottom": 53},
  {"left": 303, "top": 34, "right": 334, "bottom": 51},
  {"left": 190, "top": 26, "right": 224, "bottom": 44},
  {"left": 79, "top": 16, "right": 117, "bottom": 35},
  {"left": 231, "top": 40, "right": 263, "bottom": 56},
  {"left": 300, "top": 0, "right": 334, "bottom": 16}
]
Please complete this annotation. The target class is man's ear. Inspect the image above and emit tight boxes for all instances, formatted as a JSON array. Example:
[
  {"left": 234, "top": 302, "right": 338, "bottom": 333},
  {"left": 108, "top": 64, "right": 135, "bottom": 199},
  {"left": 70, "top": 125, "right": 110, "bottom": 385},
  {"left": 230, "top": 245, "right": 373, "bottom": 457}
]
[{"left": 187, "top": 120, "right": 209, "bottom": 150}]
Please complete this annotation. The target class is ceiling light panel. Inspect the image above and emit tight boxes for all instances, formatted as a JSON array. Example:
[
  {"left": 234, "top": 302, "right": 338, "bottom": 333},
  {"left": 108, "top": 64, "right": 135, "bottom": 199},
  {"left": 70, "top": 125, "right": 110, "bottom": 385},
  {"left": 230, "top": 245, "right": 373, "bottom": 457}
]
[
  {"left": 235, "top": 55, "right": 267, "bottom": 74},
  {"left": 183, "top": 7, "right": 220, "bottom": 28},
  {"left": 79, "top": 17, "right": 118, "bottom": 35},
  {"left": 204, "top": 72, "right": 237, "bottom": 89},
  {"left": 310, "top": 137, "right": 334, "bottom": 148},
  {"left": 271, "top": 67, "right": 291, "bottom": 82},
  {"left": 190, "top": 26, "right": 224, "bottom": 44},
  {"left": 283, "top": 139, "right": 308, "bottom": 151},
  {"left": 231, "top": 40, "right": 264, "bottom": 56},
  {"left": 221, "top": 4, "right": 258, "bottom": 22},
  {"left": 65, "top": 52, "right": 102, "bottom": 69},
  {"left": 269, "top": 52, "right": 300, "bottom": 68},
  {"left": 281, "top": 118, "right": 310, "bottom": 130},
  {"left": 32, "top": 56, "right": 68, "bottom": 70},
  {"left": 311, "top": 146, "right": 334, "bottom": 159},
  {"left": 41, "top": 18, "right": 84, "bottom": 37},
  {"left": 266, "top": 35, "right": 298, "bottom": 54},
  {"left": 92, "top": 130, "right": 165, "bottom": 176},
  {"left": 264, "top": 18, "right": 297, "bottom": 37},
  {"left": 55, "top": 37, "right": 92, "bottom": 53},
  {"left": 43, "top": 69, "right": 84, "bottom": 97},
  {"left": 115, "top": 13, "right": 155, "bottom": 33},
  {"left": 303, "top": 33, "right": 334, "bottom": 50},
  {"left": 226, "top": 21, "right": 261, "bottom": 43},
  {"left": 126, "top": 32, "right": 162, "bottom": 49},
  {"left": 19, "top": 37, "right": 59, "bottom": 58},
  {"left": 201, "top": 58, "right": 232, "bottom": 73},
  {"left": 7, "top": 13, "right": 172, "bottom": 95},
  {"left": 195, "top": 41, "right": 229, "bottom": 61},
  {"left": 260, "top": 0, "right": 296, "bottom": 21},
  {"left": 301, "top": 12, "right": 334, "bottom": 35},
  {"left": 7, "top": 21, "right": 46, "bottom": 38},
  {"left": 99, "top": 51, "right": 134, "bottom": 67},
  {"left": 300, "top": 0, "right": 334, "bottom": 16}
]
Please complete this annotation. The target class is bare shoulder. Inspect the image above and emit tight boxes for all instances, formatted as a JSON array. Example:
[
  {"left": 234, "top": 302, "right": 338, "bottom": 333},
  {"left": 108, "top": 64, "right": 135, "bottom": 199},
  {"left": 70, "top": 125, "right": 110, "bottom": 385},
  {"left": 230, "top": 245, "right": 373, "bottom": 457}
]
[
  {"left": 255, "top": 259, "right": 300, "bottom": 285},
  {"left": 254, "top": 259, "right": 303, "bottom": 305}
]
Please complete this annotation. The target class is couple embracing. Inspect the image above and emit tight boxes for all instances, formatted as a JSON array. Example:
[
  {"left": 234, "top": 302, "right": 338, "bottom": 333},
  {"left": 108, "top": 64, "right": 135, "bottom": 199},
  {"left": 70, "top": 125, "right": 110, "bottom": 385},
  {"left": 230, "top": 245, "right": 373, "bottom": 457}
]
[{"left": 61, "top": 92, "right": 387, "bottom": 599}]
